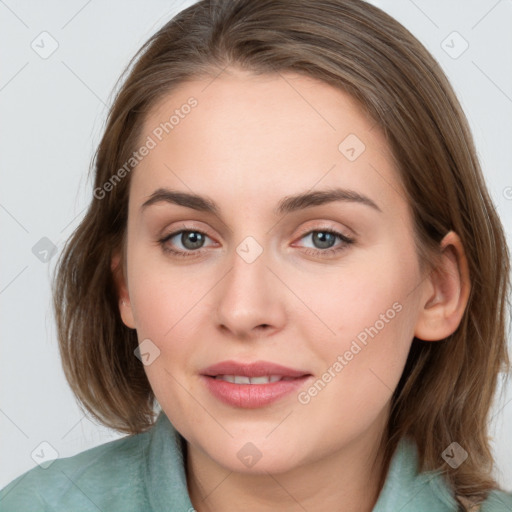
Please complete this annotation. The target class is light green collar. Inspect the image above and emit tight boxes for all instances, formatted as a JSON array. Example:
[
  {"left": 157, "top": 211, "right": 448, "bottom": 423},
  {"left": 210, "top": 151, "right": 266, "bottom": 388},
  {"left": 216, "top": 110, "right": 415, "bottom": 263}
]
[{"left": 147, "top": 411, "right": 458, "bottom": 511}]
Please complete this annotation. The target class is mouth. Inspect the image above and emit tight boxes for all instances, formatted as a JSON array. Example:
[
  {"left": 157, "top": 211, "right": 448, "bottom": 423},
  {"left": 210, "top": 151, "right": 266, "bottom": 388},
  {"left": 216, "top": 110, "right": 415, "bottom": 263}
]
[
  {"left": 211, "top": 375, "right": 298, "bottom": 384},
  {"left": 201, "top": 360, "right": 310, "bottom": 379},
  {"left": 200, "top": 360, "right": 313, "bottom": 408}
]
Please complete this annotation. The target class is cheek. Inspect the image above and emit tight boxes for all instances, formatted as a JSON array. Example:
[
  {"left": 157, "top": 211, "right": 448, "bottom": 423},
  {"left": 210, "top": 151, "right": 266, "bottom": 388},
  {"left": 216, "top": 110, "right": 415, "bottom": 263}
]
[
  {"left": 290, "top": 252, "right": 411, "bottom": 352},
  {"left": 296, "top": 301, "right": 415, "bottom": 446},
  {"left": 128, "top": 247, "right": 208, "bottom": 339},
  {"left": 297, "top": 253, "right": 419, "bottom": 417},
  {"left": 126, "top": 250, "right": 218, "bottom": 400}
]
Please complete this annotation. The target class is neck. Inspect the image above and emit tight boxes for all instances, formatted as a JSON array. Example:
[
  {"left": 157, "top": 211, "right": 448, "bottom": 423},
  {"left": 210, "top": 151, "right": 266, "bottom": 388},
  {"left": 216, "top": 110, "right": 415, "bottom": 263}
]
[{"left": 185, "top": 411, "right": 390, "bottom": 512}]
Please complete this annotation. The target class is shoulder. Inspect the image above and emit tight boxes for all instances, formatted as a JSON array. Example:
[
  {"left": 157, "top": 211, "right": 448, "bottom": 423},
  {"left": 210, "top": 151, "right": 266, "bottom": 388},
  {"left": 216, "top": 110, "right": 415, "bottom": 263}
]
[
  {"left": 425, "top": 463, "right": 512, "bottom": 511},
  {"left": 0, "top": 428, "right": 153, "bottom": 512},
  {"left": 375, "top": 437, "right": 512, "bottom": 512},
  {"left": 479, "top": 488, "right": 512, "bottom": 511}
]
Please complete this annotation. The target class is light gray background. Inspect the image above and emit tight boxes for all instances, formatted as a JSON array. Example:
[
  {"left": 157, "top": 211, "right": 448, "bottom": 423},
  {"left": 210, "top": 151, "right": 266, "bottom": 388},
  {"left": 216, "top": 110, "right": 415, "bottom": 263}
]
[{"left": 1, "top": 0, "right": 511, "bottom": 492}]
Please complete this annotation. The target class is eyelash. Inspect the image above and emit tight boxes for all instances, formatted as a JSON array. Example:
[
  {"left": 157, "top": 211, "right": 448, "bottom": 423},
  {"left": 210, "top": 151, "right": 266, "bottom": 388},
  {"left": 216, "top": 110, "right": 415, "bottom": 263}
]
[{"left": 157, "top": 227, "right": 355, "bottom": 259}]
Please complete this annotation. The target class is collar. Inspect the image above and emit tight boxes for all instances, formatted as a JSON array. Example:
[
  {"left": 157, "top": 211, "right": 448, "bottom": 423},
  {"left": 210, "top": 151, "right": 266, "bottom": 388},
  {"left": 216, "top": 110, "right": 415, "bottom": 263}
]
[
  {"left": 145, "top": 410, "right": 194, "bottom": 510},
  {"left": 372, "top": 435, "right": 458, "bottom": 511},
  {"left": 145, "top": 410, "right": 458, "bottom": 511}
]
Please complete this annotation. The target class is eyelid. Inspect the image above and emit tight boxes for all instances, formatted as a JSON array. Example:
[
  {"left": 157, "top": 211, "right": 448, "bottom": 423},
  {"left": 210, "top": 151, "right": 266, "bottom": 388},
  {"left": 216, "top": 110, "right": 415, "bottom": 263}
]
[
  {"left": 160, "top": 221, "right": 216, "bottom": 240},
  {"left": 293, "top": 221, "right": 354, "bottom": 242},
  {"left": 160, "top": 221, "right": 352, "bottom": 244}
]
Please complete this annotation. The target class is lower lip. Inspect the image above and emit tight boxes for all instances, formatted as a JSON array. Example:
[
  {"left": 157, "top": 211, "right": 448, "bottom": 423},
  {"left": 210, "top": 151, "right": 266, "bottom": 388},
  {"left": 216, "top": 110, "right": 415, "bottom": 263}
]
[{"left": 201, "top": 375, "right": 311, "bottom": 408}]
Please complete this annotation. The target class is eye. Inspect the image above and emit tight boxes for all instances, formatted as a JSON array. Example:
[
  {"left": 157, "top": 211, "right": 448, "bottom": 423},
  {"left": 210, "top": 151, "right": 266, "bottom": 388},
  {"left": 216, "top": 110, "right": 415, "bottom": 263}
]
[
  {"left": 158, "top": 229, "right": 215, "bottom": 258},
  {"left": 294, "top": 228, "right": 355, "bottom": 257},
  {"left": 158, "top": 226, "right": 355, "bottom": 259}
]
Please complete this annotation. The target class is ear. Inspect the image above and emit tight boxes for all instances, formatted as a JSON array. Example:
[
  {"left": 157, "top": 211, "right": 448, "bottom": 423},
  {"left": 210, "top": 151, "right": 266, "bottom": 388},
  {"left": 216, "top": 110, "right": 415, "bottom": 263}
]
[
  {"left": 413, "top": 231, "right": 471, "bottom": 341},
  {"left": 111, "top": 250, "right": 136, "bottom": 329}
]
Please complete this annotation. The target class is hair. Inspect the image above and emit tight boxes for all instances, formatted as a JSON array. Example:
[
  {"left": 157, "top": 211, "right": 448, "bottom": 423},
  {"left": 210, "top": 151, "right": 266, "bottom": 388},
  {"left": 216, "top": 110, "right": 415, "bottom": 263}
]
[{"left": 52, "top": 0, "right": 511, "bottom": 508}]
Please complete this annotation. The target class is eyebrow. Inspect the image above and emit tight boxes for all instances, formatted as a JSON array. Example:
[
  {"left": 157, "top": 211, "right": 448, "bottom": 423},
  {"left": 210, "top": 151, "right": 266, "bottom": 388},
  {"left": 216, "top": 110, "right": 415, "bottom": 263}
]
[{"left": 140, "top": 187, "right": 382, "bottom": 216}]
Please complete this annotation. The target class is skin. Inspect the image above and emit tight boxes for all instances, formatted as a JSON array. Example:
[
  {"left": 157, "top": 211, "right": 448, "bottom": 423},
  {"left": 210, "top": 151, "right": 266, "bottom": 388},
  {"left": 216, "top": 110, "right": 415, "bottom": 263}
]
[{"left": 112, "top": 67, "right": 470, "bottom": 512}]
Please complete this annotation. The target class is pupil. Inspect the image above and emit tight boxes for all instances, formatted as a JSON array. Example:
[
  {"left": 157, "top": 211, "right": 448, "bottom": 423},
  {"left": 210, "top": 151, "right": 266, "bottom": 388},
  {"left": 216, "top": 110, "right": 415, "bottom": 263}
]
[
  {"left": 183, "top": 231, "right": 203, "bottom": 249},
  {"left": 314, "top": 232, "right": 334, "bottom": 249}
]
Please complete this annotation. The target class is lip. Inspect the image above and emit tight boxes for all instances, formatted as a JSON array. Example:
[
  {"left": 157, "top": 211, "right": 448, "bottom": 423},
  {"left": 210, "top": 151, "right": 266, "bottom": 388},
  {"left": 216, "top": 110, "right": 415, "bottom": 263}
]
[
  {"left": 201, "top": 360, "right": 310, "bottom": 378},
  {"left": 200, "top": 360, "right": 312, "bottom": 409}
]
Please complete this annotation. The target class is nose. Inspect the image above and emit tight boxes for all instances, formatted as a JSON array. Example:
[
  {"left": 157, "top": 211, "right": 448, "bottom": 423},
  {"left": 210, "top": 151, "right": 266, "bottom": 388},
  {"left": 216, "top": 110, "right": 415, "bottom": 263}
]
[{"left": 214, "top": 243, "right": 286, "bottom": 340}]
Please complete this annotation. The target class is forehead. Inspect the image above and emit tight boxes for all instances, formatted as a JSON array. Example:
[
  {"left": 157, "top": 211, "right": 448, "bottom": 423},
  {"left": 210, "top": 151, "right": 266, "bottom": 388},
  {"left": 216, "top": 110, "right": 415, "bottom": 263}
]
[{"left": 131, "top": 69, "right": 405, "bottom": 217}]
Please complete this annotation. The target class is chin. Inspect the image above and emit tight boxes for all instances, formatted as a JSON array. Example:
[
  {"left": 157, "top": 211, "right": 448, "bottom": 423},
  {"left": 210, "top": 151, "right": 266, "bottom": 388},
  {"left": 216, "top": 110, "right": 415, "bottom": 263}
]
[{"left": 202, "top": 438, "right": 306, "bottom": 475}]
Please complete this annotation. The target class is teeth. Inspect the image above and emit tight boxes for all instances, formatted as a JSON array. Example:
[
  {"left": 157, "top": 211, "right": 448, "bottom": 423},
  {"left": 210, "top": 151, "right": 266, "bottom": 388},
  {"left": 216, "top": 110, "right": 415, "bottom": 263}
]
[
  {"left": 214, "top": 375, "right": 284, "bottom": 384},
  {"left": 250, "top": 376, "right": 275, "bottom": 384}
]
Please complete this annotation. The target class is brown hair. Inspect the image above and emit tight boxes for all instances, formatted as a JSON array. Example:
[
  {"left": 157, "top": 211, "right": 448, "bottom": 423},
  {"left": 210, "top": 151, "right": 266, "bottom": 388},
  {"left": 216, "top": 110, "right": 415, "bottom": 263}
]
[{"left": 52, "top": 0, "right": 511, "bottom": 507}]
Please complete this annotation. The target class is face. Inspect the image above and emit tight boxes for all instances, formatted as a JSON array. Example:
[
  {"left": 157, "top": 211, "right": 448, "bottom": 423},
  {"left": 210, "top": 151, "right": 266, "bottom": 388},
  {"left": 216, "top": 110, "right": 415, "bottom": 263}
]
[{"left": 117, "top": 68, "right": 431, "bottom": 474}]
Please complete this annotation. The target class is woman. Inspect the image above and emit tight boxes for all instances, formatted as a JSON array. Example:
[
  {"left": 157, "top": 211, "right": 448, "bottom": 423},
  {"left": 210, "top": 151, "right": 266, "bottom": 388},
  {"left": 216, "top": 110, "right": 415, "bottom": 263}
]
[{"left": 1, "top": 0, "right": 511, "bottom": 510}]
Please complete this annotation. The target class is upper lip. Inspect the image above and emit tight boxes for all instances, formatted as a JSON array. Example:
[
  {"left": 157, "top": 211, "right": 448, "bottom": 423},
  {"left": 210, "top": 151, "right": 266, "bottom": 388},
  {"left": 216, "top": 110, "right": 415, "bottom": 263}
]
[{"left": 201, "top": 360, "right": 310, "bottom": 378}]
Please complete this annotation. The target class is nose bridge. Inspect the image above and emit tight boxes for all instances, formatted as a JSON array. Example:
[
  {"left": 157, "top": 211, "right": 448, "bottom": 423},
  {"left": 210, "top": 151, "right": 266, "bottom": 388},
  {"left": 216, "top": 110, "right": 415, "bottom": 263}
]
[{"left": 214, "top": 232, "right": 284, "bottom": 336}]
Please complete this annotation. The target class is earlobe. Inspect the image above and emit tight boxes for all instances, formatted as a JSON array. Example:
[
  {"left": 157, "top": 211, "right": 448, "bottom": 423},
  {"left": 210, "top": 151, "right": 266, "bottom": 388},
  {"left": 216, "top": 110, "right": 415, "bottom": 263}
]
[
  {"left": 413, "top": 231, "right": 471, "bottom": 342},
  {"left": 111, "top": 251, "right": 136, "bottom": 329}
]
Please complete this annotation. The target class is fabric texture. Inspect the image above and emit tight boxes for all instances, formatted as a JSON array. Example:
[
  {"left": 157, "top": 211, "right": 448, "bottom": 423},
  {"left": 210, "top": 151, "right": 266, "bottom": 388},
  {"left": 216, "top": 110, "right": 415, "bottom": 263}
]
[{"left": 1, "top": 410, "right": 511, "bottom": 511}]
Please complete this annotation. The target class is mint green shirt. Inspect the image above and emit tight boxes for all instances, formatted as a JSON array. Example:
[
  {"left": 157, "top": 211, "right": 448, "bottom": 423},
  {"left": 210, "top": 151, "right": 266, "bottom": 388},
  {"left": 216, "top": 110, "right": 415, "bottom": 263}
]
[{"left": 1, "top": 411, "right": 511, "bottom": 511}]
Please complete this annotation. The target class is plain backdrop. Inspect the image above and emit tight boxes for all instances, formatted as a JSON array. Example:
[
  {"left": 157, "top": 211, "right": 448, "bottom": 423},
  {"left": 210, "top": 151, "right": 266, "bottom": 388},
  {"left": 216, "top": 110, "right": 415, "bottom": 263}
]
[{"left": 1, "top": 0, "right": 511, "bottom": 492}]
